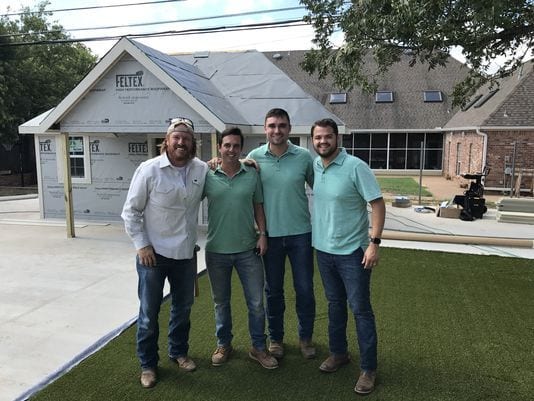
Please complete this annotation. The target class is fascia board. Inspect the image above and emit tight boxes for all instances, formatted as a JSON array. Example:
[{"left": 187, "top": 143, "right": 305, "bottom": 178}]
[{"left": 35, "top": 37, "right": 133, "bottom": 134}]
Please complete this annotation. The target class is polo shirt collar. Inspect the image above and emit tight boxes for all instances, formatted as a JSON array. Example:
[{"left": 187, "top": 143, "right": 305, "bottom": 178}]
[
  {"left": 265, "top": 140, "right": 299, "bottom": 156},
  {"left": 214, "top": 162, "right": 247, "bottom": 176},
  {"left": 315, "top": 147, "right": 348, "bottom": 169}
]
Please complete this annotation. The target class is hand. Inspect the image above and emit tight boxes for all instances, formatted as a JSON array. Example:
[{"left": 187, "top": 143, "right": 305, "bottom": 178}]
[
  {"left": 255, "top": 235, "right": 268, "bottom": 256},
  {"left": 242, "top": 158, "right": 259, "bottom": 171},
  {"left": 207, "top": 157, "right": 221, "bottom": 170},
  {"left": 138, "top": 245, "right": 156, "bottom": 267},
  {"left": 362, "top": 244, "right": 379, "bottom": 269}
]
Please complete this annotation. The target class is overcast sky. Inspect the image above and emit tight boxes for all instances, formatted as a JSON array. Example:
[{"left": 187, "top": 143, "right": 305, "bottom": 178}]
[{"left": 2, "top": 0, "right": 343, "bottom": 58}]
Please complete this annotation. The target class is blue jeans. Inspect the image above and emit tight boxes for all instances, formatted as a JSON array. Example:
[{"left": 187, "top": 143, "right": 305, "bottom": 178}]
[
  {"left": 316, "top": 248, "right": 378, "bottom": 371},
  {"left": 136, "top": 253, "right": 196, "bottom": 369},
  {"left": 264, "top": 232, "right": 315, "bottom": 342},
  {"left": 206, "top": 250, "right": 267, "bottom": 350}
]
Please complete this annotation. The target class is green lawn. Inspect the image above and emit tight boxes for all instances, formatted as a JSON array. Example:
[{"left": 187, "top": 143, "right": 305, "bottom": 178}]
[
  {"left": 30, "top": 248, "right": 534, "bottom": 401},
  {"left": 377, "top": 177, "right": 433, "bottom": 197}
]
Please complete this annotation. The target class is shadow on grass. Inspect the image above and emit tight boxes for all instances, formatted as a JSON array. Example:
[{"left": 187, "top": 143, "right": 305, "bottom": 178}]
[{"left": 30, "top": 249, "right": 534, "bottom": 401}]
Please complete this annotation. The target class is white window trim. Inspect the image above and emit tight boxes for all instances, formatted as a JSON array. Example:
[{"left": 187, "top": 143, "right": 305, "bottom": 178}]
[{"left": 56, "top": 135, "right": 92, "bottom": 184}]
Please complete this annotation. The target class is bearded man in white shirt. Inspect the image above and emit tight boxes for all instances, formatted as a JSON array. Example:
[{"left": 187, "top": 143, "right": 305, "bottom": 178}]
[{"left": 122, "top": 117, "right": 208, "bottom": 389}]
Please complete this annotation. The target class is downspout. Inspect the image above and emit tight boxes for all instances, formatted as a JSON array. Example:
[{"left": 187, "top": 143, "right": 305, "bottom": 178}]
[{"left": 475, "top": 128, "right": 488, "bottom": 171}]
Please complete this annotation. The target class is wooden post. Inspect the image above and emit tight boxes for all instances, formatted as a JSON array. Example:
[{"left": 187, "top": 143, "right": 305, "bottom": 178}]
[{"left": 60, "top": 132, "right": 75, "bottom": 238}]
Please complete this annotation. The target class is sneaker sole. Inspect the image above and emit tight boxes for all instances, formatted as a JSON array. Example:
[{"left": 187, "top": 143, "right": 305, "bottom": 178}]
[{"left": 248, "top": 352, "right": 279, "bottom": 369}]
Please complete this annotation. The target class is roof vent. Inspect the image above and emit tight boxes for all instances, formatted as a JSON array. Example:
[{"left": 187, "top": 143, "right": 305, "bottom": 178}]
[{"left": 272, "top": 53, "right": 282, "bottom": 60}]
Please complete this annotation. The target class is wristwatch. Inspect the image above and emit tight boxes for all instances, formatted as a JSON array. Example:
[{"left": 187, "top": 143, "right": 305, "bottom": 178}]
[{"left": 369, "top": 237, "right": 381, "bottom": 245}]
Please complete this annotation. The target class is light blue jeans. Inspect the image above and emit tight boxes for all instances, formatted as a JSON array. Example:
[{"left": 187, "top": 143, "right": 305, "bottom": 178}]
[
  {"left": 136, "top": 253, "right": 196, "bottom": 369},
  {"left": 206, "top": 250, "right": 267, "bottom": 350},
  {"left": 316, "top": 247, "right": 378, "bottom": 371}
]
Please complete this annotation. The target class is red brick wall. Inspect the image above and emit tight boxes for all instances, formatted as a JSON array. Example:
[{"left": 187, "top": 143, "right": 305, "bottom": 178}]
[{"left": 444, "top": 130, "right": 534, "bottom": 189}]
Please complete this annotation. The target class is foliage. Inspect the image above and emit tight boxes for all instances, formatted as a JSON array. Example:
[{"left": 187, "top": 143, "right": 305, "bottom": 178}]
[
  {"left": 300, "top": 0, "right": 534, "bottom": 106},
  {"left": 0, "top": 1, "right": 97, "bottom": 144}
]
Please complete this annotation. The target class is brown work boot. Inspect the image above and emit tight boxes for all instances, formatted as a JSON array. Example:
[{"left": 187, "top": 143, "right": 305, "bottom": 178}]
[
  {"left": 319, "top": 353, "right": 350, "bottom": 373},
  {"left": 268, "top": 341, "right": 284, "bottom": 359},
  {"left": 173, "top": 356, "right": 197, "bottom": 372},
  {"left": 299, "top": 339, "right": 316, "bottom": 359},
  {"left": 140, "top": 368, "right": 157, "bottom": 388},
  {"left": 212, "top": 345, "right": 233, "bottom": 366},
  {"left": 249, "top": 347, "right": 279, "bottom": 369},
  {"left": 355, "top": 370, "right": 377, "bottom": 395}
]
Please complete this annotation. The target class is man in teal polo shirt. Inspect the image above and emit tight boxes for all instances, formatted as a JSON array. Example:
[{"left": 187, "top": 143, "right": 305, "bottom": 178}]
[
  {"left": 310, "top": 118, "right": 385, "bottom": 395},
  {"left": 247, "top": 108, "right": 316, "bottom": 359},
  {"left": 203, "top": 127, "right": 278, "bottom": 370}
]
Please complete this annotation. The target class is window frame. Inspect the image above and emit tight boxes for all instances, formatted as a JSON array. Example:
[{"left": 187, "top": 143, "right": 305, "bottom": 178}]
[{"left": 56, "top": 135, "right": 92, "bottom": 184}]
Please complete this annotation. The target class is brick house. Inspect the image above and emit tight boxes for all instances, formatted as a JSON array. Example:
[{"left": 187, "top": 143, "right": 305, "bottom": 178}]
[{"left": 443, "top": 64, "right": 534, "bottom": 192}]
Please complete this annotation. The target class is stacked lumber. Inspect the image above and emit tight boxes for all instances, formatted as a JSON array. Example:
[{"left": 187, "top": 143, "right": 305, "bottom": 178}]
[{"left": 496, "top": 198, "right": 534, "bottom": 224}]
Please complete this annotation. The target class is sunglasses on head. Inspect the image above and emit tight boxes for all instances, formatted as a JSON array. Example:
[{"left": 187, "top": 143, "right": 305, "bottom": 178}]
[{"left": 169, "top": 117, "right": 194, "bottom": 131}]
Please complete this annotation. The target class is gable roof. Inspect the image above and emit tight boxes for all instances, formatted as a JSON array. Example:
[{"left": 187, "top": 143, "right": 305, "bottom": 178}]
[
  {"left": 263, "top": 50, "right": 469, "bottom": 131},
  {"left": 19, "top": 38, "right": 343, "bottom": 135},
  {"left": 444, "top": 63, "right": 534, "bottom": 129}
]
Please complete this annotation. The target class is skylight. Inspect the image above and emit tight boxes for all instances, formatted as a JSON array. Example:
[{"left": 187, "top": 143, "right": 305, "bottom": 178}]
[
  {"left": 329, "top": 93, "right": 347, "bottom": 104},
  {"left": 375, "top": 91, "right": 393, "bottom": 103},
  {"left": 474, "top": 89, "right": 499, "bottom": 108},
  {"left": 461, "top": 94, "right": 483, "bottom": 111},
  {"left": 423, "top": 90, "right": 443, "bottom": 102}
]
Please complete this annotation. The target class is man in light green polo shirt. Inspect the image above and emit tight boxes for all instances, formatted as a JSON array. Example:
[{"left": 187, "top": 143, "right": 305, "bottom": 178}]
[
  {"left": 203, "top": 127, "right": 278, "bottom": 370},
  {"left": 310, "top": 118, "right": 385, "bottom": 395},
  {"left": 247, "top": 108, "right": 316, "bottom": 360}
]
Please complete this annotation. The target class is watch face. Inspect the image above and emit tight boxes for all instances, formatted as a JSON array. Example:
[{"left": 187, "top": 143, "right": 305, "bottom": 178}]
[{"left": 371, "top": 237, "right": 381, "bottom": 245}]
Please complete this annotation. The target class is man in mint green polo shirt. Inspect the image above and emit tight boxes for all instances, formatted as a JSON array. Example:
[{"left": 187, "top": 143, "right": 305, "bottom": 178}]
[
  {"left": 247, "top": 108, "right": 316, "bottom": 360},
  {"left": 203, "top": 127, "right": 278, "bottom": 370},
  {"left": 311, "top": 118, "right": 385, "bottom": 395}
]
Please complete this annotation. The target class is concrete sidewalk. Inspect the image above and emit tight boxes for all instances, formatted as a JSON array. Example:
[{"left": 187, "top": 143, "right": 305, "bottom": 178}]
[{"left": 0, "top": 196, "right": 532, "bottom": 401}]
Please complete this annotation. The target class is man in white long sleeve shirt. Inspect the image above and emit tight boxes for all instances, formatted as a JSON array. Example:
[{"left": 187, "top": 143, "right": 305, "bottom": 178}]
[{"left": 121, "top": 117, "right": 208, "bottom": 389}]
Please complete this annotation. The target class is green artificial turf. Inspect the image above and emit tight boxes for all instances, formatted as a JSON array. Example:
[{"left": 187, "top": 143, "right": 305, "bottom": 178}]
[
  {"left": 31, "top": 248, "right": 534, "bottom": 401},
  {"left": 377, "top": 177, "right": 433, "bottom": 197}
]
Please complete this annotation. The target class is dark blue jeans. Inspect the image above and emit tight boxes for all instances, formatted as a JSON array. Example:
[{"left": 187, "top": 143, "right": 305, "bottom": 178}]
[
  {"left": 264, "top": 232, "right": 315, "bottom": 342},
  {"left": 136, "top": 253, "right": 196, "bottom": 369},
  {"left": 316, "top": 248, "right": 378, "bottom": 371}
]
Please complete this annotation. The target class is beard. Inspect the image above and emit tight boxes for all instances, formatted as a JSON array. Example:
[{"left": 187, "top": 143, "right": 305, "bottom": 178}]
[{"left": 314, "top": 144, "right": 337, "bottom": 160}]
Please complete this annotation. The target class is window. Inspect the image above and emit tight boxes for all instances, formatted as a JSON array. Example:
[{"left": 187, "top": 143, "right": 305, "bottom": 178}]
[
  {"left": 56, "top": 135, "right": 91, "bottom": 184},
  {"left": 423, "top": 90, "right": 443, "bottom": 102},
  {"left": 344, "top": 131, "right": 443, "bottom": 170},
  {"left": 375, "top": 91, "right": 393, "bottom": 103},
  {"left": 329, "top": 92, "right": 347, "bottom": 104}
]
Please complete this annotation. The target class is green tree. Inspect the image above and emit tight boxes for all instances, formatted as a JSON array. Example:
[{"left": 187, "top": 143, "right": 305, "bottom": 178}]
[
  {"left": 300, "top": 0, "right": 534, "bottom": 106},
  {"left": 0, "top": 1, "right": 97, "bottom": 144}
]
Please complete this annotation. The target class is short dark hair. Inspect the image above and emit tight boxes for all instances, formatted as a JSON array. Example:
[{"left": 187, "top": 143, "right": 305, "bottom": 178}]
[
  {"left": 218, "top": 127, "right": 244, "bottom": 147},
  {"left": 310, "top": 118, "right": 339, "bottom": 137},
  {"left": 264, "top": 108, "right": 291, "bottom": 125}
]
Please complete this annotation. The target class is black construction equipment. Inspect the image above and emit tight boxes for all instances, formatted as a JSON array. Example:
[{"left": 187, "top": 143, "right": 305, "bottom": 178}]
[{"left": 453, "top": 167, "right": 491, "bottom": 220}]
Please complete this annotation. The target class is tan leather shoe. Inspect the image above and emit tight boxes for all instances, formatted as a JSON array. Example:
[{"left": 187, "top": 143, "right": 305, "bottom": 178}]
[
  {"left": 355, "top": 370, "right": 377, "bottom": 394},
  {"left": 174, "top": 356, "right": 197, "bottom": 372},
  {"left": 268, "top": 341, "right": 284, "bottom": 359},
  {"left": 319, "top": 354, "right": 350, "bottom": 372},
  {"left": 140, "top": 368, "right": 157, "bottom": 388},
  {"left": 212, "top": 345, "right": 233, "bottom": 366},
  {"left": 299, "top": 339, "right": 316, "bottom": 359},
  {"left": 249, "top": 347, "right": 279, "bottom": 369}
]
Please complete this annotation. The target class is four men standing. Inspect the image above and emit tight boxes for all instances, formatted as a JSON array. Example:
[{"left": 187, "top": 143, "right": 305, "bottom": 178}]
[{"left": 122, "top": 111, "right": 385, "bottom": 395}]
